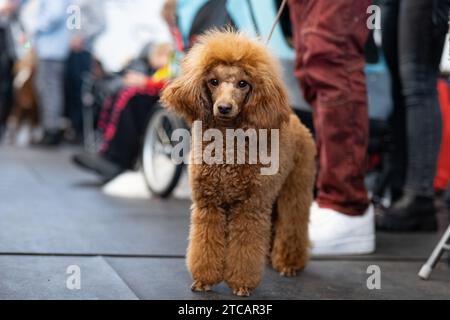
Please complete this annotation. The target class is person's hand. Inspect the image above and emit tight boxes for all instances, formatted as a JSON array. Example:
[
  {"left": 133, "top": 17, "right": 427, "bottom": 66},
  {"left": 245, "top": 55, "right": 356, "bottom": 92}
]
[
  {"left": 123, "top": 71, "right": 148, "bottom": 88},
  {"left": 70, "top": 36, "right": 85, "bottom": 52}
]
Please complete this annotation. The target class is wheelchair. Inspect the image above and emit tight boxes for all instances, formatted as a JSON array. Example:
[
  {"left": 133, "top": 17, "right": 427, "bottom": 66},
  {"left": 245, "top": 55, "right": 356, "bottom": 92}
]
[{"left": 141, "top": 104, "right": 187, "bottom": 198}]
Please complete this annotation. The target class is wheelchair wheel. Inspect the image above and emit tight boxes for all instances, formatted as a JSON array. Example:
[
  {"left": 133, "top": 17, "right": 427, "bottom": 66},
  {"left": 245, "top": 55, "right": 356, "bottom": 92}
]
[{"left": 141, "top": 106, "right": 185, "bottom": 198}]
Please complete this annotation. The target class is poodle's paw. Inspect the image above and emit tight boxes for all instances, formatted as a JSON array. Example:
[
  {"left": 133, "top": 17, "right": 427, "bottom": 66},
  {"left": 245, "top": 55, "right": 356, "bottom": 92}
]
[
  {"left": 232, "top": 286, "right": 251, "bottom": 297},
  {"left": 272, "top": 255, "right": 308, "bottom": 277},
  {"left": 191, "top": 280, "right": 212, "bottom": 292},
  {"left": 278, "top": 267, "right": 299, "bottom": 277}
]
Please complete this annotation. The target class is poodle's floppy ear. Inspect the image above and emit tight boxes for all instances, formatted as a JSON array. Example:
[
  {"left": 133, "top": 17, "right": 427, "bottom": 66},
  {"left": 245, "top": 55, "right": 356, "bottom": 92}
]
[
  {"left": 243, "top": 70, "right": 291, "bottom": 129},
  {"left": 160, "top": 59, "right": 208, "bottom": 126}
]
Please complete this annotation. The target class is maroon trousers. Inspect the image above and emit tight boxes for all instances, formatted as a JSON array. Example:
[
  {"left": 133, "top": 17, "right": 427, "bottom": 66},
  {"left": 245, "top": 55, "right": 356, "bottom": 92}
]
[{"left": 288, "top": 0, "right": 371, "bottom": 215}]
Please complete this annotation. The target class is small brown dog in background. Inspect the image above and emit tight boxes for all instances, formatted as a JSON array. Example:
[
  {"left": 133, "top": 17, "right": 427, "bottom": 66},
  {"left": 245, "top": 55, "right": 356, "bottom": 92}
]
[
  {"left": 161, "top": 30, "right": 316, "bottom": 297},
  {"left": 5, "top": 51, "right": 39, "bottom": 144}
]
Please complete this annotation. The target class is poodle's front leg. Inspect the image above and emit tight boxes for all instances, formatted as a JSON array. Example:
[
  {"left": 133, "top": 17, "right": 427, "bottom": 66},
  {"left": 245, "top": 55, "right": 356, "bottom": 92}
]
[
  {"left": 187, "top": 204, "right": 226, "bottom": 292},
  {"left": 224, "top": 203, "right": 272, "bottom": 297}
]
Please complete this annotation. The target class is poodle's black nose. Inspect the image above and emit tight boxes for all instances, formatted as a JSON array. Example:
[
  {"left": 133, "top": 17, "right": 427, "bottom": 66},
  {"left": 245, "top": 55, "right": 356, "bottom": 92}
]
[{"left": 218, "top": 104, "right": 232, "bottom": 115}]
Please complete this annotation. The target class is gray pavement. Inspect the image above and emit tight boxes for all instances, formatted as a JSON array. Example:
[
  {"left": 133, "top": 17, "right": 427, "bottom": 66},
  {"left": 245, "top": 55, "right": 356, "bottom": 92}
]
[{"left": 0, "top": 146, "right": 449, "bottom": 300}]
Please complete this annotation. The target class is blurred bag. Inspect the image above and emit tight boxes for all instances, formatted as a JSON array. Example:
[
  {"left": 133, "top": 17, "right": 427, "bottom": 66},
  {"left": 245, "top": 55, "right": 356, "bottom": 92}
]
[{"left": 435, "top": 79, "right": 450, "bottom": 191}]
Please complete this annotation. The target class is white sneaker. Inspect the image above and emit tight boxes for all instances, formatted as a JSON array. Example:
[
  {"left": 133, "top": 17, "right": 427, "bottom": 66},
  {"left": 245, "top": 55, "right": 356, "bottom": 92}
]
[{"left": 309, "top": 202, "right": 375, "bottom": 256}]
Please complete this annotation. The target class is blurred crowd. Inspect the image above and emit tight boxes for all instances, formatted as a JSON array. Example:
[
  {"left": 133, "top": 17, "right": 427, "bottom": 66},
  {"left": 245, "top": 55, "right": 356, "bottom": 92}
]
[
  {"left": 0, "top": 0, "right": 176, "bottom": 180},
  {"left": 0, "top": 0, "right": 173, "bottom": 144},
  {"left": 0, "top": 0, "right": 450, "bottom": 255}
]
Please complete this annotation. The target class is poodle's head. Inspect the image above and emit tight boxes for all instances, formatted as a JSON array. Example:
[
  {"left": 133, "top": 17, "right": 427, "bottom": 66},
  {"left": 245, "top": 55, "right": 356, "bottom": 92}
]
[{"left": 161, "top": 30, "right": 292, "bottom": 129}]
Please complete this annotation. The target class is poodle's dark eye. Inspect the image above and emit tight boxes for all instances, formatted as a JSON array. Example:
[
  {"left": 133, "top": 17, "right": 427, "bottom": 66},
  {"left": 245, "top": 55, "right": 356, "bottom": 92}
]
[
  {"left": 209, "top": 79, "right": 219, "bottom": 87},
  {"left": 238, "top": 80, "right": 249, "bottom": 89}
]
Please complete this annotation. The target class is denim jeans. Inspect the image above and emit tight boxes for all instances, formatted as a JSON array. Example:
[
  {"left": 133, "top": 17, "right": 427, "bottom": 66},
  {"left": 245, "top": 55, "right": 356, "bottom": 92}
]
[
  {"left": 0, "top": 28, "right": 13, "bottom": 130},
  {"left": 381, "top": 0, "right": 449, "bottom": 197},
  {"left": 34, "top": 60, "right": 66, "bottom": 131},
  {"left": 65, "top": 50, "right": 92, "bottom": 137}
]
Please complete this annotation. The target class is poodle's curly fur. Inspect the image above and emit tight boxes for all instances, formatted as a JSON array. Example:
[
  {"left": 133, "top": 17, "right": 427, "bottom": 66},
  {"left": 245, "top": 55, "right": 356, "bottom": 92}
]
[{"left": 161, "top": 30, "right": 316, "bottom": 297}]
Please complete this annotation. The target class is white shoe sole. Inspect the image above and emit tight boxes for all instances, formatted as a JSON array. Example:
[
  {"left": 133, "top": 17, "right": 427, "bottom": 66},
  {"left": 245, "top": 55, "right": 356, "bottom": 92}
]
[{"left": 312, "top": 234, "right": 376, "bottom": 256}]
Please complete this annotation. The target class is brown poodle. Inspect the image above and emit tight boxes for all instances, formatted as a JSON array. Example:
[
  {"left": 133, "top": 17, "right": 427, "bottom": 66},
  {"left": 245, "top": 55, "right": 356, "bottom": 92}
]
[{"left": 161, "top": 30, "right": 316, "bottom": 297}]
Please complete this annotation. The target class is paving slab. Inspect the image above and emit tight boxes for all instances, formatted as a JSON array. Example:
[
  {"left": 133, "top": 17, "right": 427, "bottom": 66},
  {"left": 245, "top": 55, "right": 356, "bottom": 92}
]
[
  {"left": 0, "top": 146, "right": 190, "bottom": 255},
  {"left": 107, "top": 257, "right": 450, "bottom": 300},
  {"left": 1, "top": 146, "right": 450, "bottom": 300},
  {"left": 0, "top": 207, "right": 189, "bottom": 255},
  {"left": 0, "top": 146, "right": 444, "bottom": 259},
  {"left": 0, "top": 255, "right": 137, "bottom": 300},
  {"left": 107, "top": 258, "right": 450, "bottom": 300}
]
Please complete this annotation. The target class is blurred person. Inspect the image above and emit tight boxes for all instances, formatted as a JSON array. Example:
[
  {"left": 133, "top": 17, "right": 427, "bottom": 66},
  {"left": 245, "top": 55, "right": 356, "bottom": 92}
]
[
  {"left": 162, "top": 0, "right": 185, "bottom": 52},
  {"left": 72, "top": 43, "right": 174, "bottom": 182},
  {"left": 162, "top": 0, "right": 177, "bottom": 32},
  {"left": 95, "top": 42, "right": 170, "bottom": 132},
  {"left": 288, "top": 0, "right": 374, "bottom": 255},
  {"left": 32, "top": 0, "right": 71, "bottom": 146},
  {"left": 65, "top": 0, "right": 105, "bottom": 143},
  {"left": 0, "top": 0, "right": 20, "bottom": 140},
  {"left": 376, "top": 0, "right": 450, "bottom": 231}
]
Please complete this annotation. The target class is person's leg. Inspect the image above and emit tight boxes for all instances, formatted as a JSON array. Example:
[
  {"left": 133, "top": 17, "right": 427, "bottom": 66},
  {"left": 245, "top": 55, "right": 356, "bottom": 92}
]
[
  {"left": 380, "top": 0, "right": 407, "bottom": 201},
  {"left": 65, "top": 51, "right": 92, "bottom": 139},
  {"left": 401, "top": 0, "right": 444, "bottom": 196},
  {"left": 0, "top": 58, "right": 13, "bottom": 136},
  {"left": 289, "top": 0, "right": 374, "bottom": 255},
  {"left": 73, "top": 93, "right": 159, "bottom": 181},
  {"left": 34, "top": 60, "right": 47, "bottom": 125},
  {"left": 377, "top": 0, "right": 448, "bottom": 231},
  {"left": 0, "top": 29, "right": 14, "bottom": 137},
  {"left": 289, "top": 0, "right": 371, "bottom": 216},
  {"left": 102, "top": 94, "right": 159, "bottom": 169},
  {"left": 34, "top": 59, "right": 66, "bottom": 145}
]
